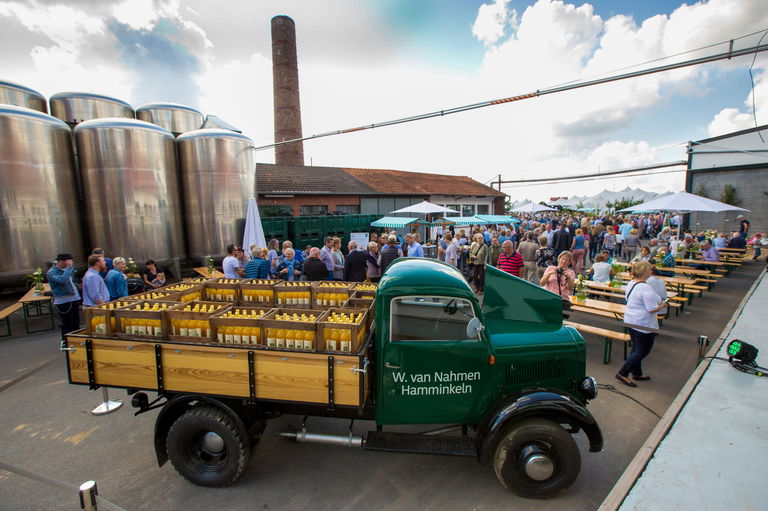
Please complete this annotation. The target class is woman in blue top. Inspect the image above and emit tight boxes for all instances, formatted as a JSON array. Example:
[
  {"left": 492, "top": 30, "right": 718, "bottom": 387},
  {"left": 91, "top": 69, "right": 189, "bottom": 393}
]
[
  {"left": 105, "top": 257, "right": 129, "bottom": 300},
  {"left": 570, "top": 229, "right": 587, "bottom": 274},
  {"left": 245, "top": 247, "right": 271, "bottom": 279}
]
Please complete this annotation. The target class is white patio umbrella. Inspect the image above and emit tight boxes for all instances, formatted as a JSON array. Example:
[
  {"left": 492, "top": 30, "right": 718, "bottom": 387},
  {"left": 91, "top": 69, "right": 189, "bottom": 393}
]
[
  {"left": 511, "top": 202, "right": 557, "bottom": 213},
  {"left": 389, "top": 200, "right": 459, "bottom": 215},
  {"left": 618, "top": 191, "right": 750, "bottom": 213},
  {"left": 242, "top": 198, "right": 267, "bottom": 253}
]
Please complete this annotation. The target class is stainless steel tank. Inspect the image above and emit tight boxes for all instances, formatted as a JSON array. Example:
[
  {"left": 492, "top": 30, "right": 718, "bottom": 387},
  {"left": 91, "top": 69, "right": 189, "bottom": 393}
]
[
  {"left": 136, "top": 102, "right": 204, "bottom": 135},
  {"left": 0, "top": 105, "right": 85, "bottom": 284},
  {"left": 50, "top": 92, "right": 133, "bottom": 125},
  {"left": 0, "top": 79, "right": 47, "bottom": 113},
  {"left": 74, "top": 118, "right": 185, "bottom": 268},
  {"left": 177, "top": 129, "right": 256, "bottom": 259}
]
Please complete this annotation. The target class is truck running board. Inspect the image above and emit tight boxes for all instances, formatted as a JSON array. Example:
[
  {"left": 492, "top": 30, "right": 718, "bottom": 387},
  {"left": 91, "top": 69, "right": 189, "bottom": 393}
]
[{"left": 364, "top": 431, "right": 477, "bottom": 457}]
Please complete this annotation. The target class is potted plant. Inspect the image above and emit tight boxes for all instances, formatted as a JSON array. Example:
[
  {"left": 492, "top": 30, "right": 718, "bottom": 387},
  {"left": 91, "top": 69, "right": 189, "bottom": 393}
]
[
  {"left": 205, "top": 255, "right": 216, "bottom": 276},
  {"left": 126, "top": 257, "right": 140, "bottom": 278},
  {"left": 575, "top": 275, "right": 587, "bottom": 302},
  {"left": 27, "top": 266, "right": 44, "bottom": 295}
]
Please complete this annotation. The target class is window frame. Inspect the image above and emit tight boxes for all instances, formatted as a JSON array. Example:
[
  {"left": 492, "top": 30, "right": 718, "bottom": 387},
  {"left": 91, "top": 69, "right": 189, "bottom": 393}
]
[{"left": 388, "top": 294, "right": 479, "bottom": 343}]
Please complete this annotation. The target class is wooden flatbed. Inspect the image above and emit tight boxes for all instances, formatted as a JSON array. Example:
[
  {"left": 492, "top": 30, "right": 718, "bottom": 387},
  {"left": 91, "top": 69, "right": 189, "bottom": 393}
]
[{"left": 64, "top": 330, "right": 372, "bottom": 409}]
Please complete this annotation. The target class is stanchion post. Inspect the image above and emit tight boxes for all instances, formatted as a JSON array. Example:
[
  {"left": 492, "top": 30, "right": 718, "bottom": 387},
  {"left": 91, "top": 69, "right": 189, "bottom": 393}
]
[
  {"left": 79, "top": 480, "right": 97, "bottom": 510},
  {"left": 697, "top": 335, "right": 709, "bottom": 360},
  {"left": 91, "top": 387, "right": 123, "bottom": 415}
]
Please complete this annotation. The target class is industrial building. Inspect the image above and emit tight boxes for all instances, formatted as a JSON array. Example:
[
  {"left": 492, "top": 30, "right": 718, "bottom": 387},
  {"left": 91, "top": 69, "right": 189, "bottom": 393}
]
[
  {"left": 685, "top": 124, "right": 768, "bottom": 234},
  {"left": 256, "top": 163, "right": 506, "bottom": 217}
]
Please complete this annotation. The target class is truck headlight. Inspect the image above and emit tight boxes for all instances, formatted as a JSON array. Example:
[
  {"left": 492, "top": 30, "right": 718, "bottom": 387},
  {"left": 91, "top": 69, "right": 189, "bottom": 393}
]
[{"left": 579, "top": 377, "right": 597, "bottom": 400}]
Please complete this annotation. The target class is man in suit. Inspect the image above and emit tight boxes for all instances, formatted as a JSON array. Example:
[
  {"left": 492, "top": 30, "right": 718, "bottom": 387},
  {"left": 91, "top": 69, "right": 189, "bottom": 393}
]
[
  {"left": 343, "top": 241, "right": 368, "bottom": 282},
  {"left": 551, "top": 224, "right": 571, "bottom": 257}
]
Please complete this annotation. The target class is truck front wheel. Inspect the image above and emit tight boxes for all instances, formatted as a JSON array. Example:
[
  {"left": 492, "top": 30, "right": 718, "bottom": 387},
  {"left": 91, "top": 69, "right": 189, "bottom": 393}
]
[
  {"left": 167, "top": 405, "right": 251, "bottom": 487},
  {"left": 493, "top": 418, "right": 581, "bottom": 498}
]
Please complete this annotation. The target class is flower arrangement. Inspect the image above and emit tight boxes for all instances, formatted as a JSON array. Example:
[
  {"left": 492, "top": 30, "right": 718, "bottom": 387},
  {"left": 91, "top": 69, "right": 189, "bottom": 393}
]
[
  {"left": 653, "top": 251, "right": 664, "bottom": 268},
  {"left": 205, "top": 255, "right": 215, "bottom": 276},
  {"left": 27, "top": 266, "right": 44, "bottom": 294},
  {"left": 575, "top": 274, "right": 587, "bottom": 302},
  {"left": 126, "top": 257, "right": 139, "bottom": 277}
]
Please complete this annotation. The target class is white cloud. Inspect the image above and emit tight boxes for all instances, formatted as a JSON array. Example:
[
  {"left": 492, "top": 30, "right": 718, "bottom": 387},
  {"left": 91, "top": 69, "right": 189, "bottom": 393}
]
[
  {"left": 707, "top": 108, "right": 755, "bottom": 137},
  {"left": 472, "top": 0, "right": 514, "bottom": 46}
]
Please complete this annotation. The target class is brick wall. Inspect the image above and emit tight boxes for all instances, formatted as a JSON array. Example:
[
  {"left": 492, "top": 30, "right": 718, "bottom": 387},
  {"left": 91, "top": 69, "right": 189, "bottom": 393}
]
[
  {"left": 259, "top": 194, "right": 360, "bottom": 216},
  {"left": 686, "top": 167, "right": 768, "bottom": 234}
]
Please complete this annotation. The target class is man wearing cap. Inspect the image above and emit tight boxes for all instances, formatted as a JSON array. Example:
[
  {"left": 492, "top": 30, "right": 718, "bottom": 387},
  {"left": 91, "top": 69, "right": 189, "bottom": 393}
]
[
  {"left": 83, "top": 254, "right": 110, "bottom": 307},
  {"left": 47, "top": 253, "right": 81, "bottom": 339},
  {"left": 737, "top": 215, "right": 750, "bottom": 238}
]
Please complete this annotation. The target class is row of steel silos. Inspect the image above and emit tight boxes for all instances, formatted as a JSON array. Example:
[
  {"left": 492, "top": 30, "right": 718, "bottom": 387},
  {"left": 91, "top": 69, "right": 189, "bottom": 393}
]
[{"left": 0, "top": 79, "right": 256, "bottom": 285}]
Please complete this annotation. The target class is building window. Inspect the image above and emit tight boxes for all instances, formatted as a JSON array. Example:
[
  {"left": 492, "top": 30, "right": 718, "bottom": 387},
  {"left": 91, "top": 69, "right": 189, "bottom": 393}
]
[
  {"left": 335, "top": 205, "right": 360, "bottom": 214},
  {"left": 260, "top": 205, "right": 292, "bottom": 217},
  {"left": 300, "top": 205, "right": 328, "bottom": 215},
  {"left": 444, "top": 204, "right": 460, "bottom": 217},
  {"left": 476, "top": 204, "right": 489, "bottom": 215},
  {"left": 462, "top": 204, "right": 475, "bottom": 217}
]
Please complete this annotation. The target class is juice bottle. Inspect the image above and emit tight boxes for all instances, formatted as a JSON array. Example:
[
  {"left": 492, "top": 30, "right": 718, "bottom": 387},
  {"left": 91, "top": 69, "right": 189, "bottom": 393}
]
[
  {"left": 327, "top": 328, "right": 338, "bottom": 351},
  {"left": 252, "top": 327, "right": 261, "bottom": 344},
  {"left": 224, "top": 326, "right": 233, "bottom": 343},
  {"left": 233, "top": 327, "right": 242, "bottom": 344},
  {"left": 180, "top": 319, "right": 190, "bottom": 336},
  {"left": 276, "top": 328, "right": 286, "bottom": 348},
  {"left": 339, "top": 329, "right": 351, "bottom": 352},
  {"left": 110, "top": 317, "right": 116, "bottom": 332},
  {"left": 266, "top": 328, "right": 275, "bottom": 347}
]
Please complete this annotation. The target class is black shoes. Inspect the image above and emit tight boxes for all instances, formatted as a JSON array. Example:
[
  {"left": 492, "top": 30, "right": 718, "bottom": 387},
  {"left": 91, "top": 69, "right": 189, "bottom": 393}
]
[{"left": 615, "top": 373, "right": 637, "bottom": 387}]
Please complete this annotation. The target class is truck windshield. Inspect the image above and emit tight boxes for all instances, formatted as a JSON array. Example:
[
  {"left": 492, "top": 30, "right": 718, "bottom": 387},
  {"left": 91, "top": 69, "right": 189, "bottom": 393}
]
[{"left": 390, "top": 296, "right": 477, "bottom": 342}]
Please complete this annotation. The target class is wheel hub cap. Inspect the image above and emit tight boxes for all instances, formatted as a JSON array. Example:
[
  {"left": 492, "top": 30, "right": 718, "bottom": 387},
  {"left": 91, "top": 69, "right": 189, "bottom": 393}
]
[
  {"left": 524, "top": 453, "right": 554, "bottom": 481},
  {"left": 202, "top": 432, "right": 225, "bottom": 453}
]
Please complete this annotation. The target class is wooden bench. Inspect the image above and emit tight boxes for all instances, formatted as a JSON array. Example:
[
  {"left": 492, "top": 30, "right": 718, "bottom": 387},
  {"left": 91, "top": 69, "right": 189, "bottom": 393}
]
[
  {"left": 564, "top": 320, "right": 631, "bottom": 364},
  {"left": 0, "top": 302, "right": 24, "bottom": 337}
]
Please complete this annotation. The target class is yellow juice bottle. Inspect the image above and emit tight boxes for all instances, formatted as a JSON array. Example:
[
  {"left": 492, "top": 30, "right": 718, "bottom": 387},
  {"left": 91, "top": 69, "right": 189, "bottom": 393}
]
[
  {"left": 266, "top": 328, "right": 275, "bottom": 347},
  {"left": 327, "top": 328, "right": 339, "bottom": 351},
  {"left": 110, "top": 317, "right": 116, "bottom": 332},
  {"left": 286, "top": 328, "right": 295, "bottom": 349},
  {"left": 233, "top": 327, "right": 242, "bottom": 344},
  {"left": 180, "top": 319, "right": 190, "bottom": 336},
  {"left": 252, "top": 327, "right": 261, "bottom": 344},
  {"left": 223, "top": 326, "right": 233, "bottom": 343},
  {"left": 276, "top": 328, "right": 286, "bottom": 348},
  {"left": 301, "top": 330, "right": 312, "bottom": 350},
  {"left": 340, "top": 329, "right": 351, "bottom": 352}
]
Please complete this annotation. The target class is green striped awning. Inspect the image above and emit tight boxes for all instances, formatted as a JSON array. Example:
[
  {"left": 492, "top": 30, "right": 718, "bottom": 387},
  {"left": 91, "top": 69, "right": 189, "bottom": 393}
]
[
  {"left": 370, "top": 217, "right": 419, "bottom": 229},
  {"left": 475, "top": 215, "right": 521, "bottom": 224}
]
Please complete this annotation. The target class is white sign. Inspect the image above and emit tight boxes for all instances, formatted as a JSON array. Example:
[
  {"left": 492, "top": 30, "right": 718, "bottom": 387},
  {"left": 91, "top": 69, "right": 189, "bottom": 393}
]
[{"left": 351, "top": 232, "right": 370, "bottom": 249}]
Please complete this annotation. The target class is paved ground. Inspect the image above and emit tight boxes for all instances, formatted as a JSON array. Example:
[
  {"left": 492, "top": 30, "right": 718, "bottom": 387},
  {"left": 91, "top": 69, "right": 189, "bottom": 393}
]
[{"left": 0, "top": 260, "right": 763, "bottom": 511}]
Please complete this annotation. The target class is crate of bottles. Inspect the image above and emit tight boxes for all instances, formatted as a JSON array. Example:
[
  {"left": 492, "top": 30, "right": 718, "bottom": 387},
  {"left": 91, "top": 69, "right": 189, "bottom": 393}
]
[
  {"left": 84, "top": 300, "right": 134, "bottom": 336},
  {"left": 273, "top": 281, "right": 313, "bottom": 308},
  {"left": 126, "top": 290, "right": 181, "bottom": 302},
  {"left": 163, "top": 283, "right": 204, "bottom": 302},
  {"left": 351, "top": 283, "right": 378, "bottom": 292},
  {"left": 311, "top": 281, "right": 353, "bottom": 307},
  {"left": 166, "top": 301, "right": 231, "bottom": 342},
  {"left": 350, "top": 289, "right": 375, "bottom": 301},
  {"left": 239, "top": 279, "right": 277, "bottom": 306},
  {"left": 317, "top": 308, "right": 369, "bottom": 354},
  {"left": 182, "top": 276, "right": 212, "bottom": 284},
  {"left": 341, "top": 294, "right": 375, "bottom": 330},
  {"left": 260, "top": 308, "right": 322, "bottom": 351},
  {"left": 203, "top": 278, "right": 241, "bottom": 303},
  {"left": 209, "top": 307, "right": 274, "bottom": 346},
  {"left": 113, "top": 301, "right": 177, "bottom": 340}
]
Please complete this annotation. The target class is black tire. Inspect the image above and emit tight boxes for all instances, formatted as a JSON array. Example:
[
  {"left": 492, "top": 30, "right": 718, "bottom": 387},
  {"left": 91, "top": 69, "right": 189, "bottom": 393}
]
[
  {"left": 167, "top": 405, "right": 251, "bottom": 487},
  {"left": 493, "top": 418, "right": 581, "bottom": 499}
]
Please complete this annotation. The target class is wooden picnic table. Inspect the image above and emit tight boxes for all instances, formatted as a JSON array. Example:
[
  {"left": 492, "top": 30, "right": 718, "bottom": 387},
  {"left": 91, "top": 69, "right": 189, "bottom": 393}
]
[
  {"left": 18, "top": 283, "right": 55, "bottom": 333},
  {"left": 193, "top": 267, "right": 225, "bottom": 278}
]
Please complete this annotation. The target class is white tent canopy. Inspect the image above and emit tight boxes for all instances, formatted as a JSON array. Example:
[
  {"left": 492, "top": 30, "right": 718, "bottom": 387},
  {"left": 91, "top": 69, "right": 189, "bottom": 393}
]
[
  {"left": 512, "top": 202, "right": 557, "bottom": 213},
  {"left": 618, "top": 191, "right": 750, "bottom": 213},
  {"left": 242, "top": 198, "right": 267, "bottom": 253},
  {"left": 390, "top": 200, "right": 459, "bottom": 215}
]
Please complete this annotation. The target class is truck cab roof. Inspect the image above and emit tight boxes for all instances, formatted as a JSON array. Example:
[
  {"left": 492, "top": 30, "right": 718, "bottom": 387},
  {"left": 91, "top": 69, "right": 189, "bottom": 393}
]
[{"left": 378, "top": 258, "right": 476, "bottom": 302}]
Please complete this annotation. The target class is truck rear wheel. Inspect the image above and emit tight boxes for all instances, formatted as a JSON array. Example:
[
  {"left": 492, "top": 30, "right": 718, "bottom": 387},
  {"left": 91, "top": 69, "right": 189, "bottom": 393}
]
[
  {"left": 493, "top": 418, "right": 580, "bottom": 498},
  {"left": 167, "top": 405, "right": 251, "bottom": 487}
]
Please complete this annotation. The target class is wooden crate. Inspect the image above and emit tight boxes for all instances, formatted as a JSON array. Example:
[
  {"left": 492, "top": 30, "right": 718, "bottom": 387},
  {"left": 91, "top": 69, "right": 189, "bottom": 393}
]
[
  {"left": 182, "top": 276, "right": 213, "bottom": 284},
  {"left": 84, "top": 300, "right": 134, "bottom": 336},
  {"left": 273, "top": 281, "right": 314, "bottom": 308},
  {"left": 341, "top": 298, "right": 375, "bottom": 330},
  {"left": 260, "top": 308, "right": 323, "bottom": 351},
  {"left": 311, "top": 282, "right": 353, "bottom": 307},
  {"left": 113, "top": 301, "right": 177, "bottom": 340},
  {"left": 166, "top": 301, "right": 232, "bottom": 343},
  {"left": 203, "top": 278, "right": 241, "bottom": 303},
  {"left": 162, "top": 283, "right": 204, "bottom": 302},
  {"left": 317, "top": 308, "right": 369, "bottom": 354},
  {"left": 350, "top": 289, "right": 375, "bottom": 301},
  {"left": 126, "top": 290, "right": 181, "bottom": 302},
  {"left": 209, "top": 306, "right": 274, "bottom": 346},
  {"left": 239, "top": 279, "right": 277, "bottom": 306}
]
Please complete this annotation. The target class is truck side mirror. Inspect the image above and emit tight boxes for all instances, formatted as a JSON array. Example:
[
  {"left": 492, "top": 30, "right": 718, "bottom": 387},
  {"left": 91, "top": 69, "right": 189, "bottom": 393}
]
[{"left": 466, "top": 317, "right": 485, "bottom": 339}]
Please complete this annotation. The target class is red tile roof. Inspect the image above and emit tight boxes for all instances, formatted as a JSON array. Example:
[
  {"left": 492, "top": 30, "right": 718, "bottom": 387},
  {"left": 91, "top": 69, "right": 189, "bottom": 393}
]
[{"left": 342, "top": 167, "right": 505, "bottom": 197}]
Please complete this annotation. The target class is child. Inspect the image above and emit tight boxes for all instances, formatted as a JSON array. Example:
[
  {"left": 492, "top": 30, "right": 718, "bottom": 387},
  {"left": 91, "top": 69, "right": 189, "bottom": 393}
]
[
  {"left": 152, "top": 271, "right": 166, "bottom": 288},
  {"left": 748, "top": 233, "right": 763, "bottom": 260}
]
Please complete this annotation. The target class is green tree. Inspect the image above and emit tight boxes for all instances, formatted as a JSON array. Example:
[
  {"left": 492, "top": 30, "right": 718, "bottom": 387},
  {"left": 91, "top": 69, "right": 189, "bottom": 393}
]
[
  {"left": 695, "top": 183, "right": 710, "bottom": 198},
  {"left": 720, "top": 184, "right": 742, "bottom": 206},
  {"left": 606, "top": 196, "right": 643, "bottom": 211}
]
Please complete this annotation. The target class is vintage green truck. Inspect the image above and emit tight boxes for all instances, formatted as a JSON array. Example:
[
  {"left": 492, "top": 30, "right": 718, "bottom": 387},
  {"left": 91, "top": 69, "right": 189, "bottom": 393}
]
[{"left": 63, "top": 258, "right": 601, "bottom": 498}]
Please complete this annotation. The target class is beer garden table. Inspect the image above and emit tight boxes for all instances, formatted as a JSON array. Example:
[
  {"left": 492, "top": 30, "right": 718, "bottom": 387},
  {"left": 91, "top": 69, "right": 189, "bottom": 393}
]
[{"left": 18, "top": 283, "right": 55, "bottom": 333}]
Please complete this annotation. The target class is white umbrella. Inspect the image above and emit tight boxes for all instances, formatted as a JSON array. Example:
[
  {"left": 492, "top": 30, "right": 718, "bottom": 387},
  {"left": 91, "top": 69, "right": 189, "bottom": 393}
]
[
  {"left": 242, "top": 198, "right": 267, "bottom": 253},
  {"left": 618, "top": 191, "right": 750, "bottom": 213},
  {"left": 389, "top": 200, "right": 459, "bottom": 215},
  {"left": 511, "top": 202, "right": 557, "bottom": 213}
]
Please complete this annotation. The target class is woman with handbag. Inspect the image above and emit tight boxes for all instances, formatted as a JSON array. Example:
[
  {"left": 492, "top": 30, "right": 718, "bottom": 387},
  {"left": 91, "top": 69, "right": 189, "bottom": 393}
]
[{"left": 469, "top": 233, "right": 488, "bottom": 294}]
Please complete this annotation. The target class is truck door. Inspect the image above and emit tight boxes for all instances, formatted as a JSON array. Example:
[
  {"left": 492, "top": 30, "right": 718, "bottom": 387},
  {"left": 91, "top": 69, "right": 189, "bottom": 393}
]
[{"left": 376, "top": 295, "right": 492, "bottom": 425}]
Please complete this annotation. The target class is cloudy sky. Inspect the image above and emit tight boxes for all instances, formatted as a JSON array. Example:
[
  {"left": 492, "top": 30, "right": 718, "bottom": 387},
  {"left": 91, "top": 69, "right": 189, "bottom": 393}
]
[{"left": 2, "top": 0, "right": 767, "bottom": 201}]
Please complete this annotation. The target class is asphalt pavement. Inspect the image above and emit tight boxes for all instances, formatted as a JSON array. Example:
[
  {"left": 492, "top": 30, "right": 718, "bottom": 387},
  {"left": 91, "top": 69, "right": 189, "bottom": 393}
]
[{"left": 0, "top": 260, "right": 763, "bottom": 511}]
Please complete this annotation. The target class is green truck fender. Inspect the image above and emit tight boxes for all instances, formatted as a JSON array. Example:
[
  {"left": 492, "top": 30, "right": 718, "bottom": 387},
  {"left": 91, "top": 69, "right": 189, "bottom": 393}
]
[{"left": 475, "top": 390, "right": 604, "bottom": 464}]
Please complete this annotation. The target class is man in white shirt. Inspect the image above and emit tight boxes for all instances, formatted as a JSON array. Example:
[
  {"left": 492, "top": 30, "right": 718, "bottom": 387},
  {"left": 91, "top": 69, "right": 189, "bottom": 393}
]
[{"left": 222, "top": 244, "right": 244, "bottom": 278}]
